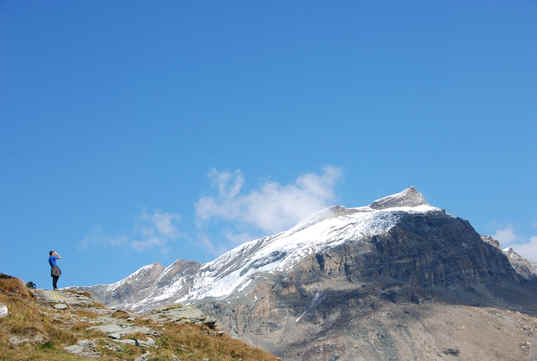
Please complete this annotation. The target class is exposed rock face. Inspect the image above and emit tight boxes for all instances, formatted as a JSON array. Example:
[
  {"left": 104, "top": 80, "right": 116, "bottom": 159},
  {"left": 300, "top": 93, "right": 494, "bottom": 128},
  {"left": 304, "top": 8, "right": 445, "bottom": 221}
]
[
  {"left": 81, "top": 187, "right": 537, "bottom": 361},
  {"left": 481, "top": 234, "right": 537, "bottom": 280},
  {"left": 370, "top": 186, "right": 427, "bottom": 209},
  {"left": 481, "top": 234, "right": 501, "bottom": 248},
  {"left": 503, "top": 248, "right": 537, "bottom": 280},
  {"left": 85, "top": 263, "right": 165, "bottom": 309},
  {"left": 197, "top": 212, "right": 537, "bottom": 360}
]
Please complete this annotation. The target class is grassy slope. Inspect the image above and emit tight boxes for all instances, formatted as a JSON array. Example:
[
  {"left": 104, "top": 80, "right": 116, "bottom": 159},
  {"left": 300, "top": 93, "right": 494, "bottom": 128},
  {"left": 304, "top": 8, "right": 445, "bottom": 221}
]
[{"left": 0, "top": 275, "right": 279, "bottom": 361}]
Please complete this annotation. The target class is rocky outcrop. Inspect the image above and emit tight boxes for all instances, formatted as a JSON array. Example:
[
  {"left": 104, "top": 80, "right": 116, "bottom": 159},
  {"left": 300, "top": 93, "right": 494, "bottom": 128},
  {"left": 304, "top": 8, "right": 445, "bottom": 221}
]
[
  {"left": 0, "top": 304, "right": 7, "bottom": 318},
  {"left": 197, "top": 213, "right": 537, "bottom": 361},
  {"left": 370, "top": 186, "right": 427, "bottom": 209},
  {"left": 481, "top": 234, "right": 537, "bottom": 280},
  {"left": 503, "top": 247, "right": 537, "bottom": 280}
]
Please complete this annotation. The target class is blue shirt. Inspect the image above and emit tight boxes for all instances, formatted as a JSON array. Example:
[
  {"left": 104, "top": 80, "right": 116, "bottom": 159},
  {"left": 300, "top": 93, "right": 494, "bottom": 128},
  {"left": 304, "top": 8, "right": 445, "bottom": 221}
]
[{"left": 49, "top": 255, "right": 58, "bottom": 267}]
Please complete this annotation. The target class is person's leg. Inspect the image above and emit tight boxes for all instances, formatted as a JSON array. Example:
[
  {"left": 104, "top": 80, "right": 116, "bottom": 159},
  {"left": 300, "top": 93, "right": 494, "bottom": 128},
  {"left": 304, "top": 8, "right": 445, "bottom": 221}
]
[{"left": 52, "top": 276, "right": 58, "bottom": 290}]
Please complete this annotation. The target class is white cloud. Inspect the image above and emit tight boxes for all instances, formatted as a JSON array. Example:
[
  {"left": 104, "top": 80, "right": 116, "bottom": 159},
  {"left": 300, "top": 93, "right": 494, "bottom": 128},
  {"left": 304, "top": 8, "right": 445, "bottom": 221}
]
[
  {"left": 493, "top": 225, "right": 537, "bottom": 262},
  {"left": 141, "top": 210, "right": 180, "bottom": 238},
  {"left": 195, "top": 166, "right": 342, "bottom": 234},
  {"left": 509, "top": 236, "right": 537, "bottom": 262},
  {"left": 208, "top": 168, "right": 244, "bottom": 199},
  {"left": 493, "top": 226, "right": 517, "bottom": 244},
  {"left": 130, "top": 210, "right": 180, "bottom": 251}
]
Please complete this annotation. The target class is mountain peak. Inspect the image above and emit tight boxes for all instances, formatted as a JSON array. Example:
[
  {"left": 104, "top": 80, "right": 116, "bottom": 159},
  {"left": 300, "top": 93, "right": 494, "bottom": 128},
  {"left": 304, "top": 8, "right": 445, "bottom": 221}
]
[{"left": 370, "top": 186, "right": 428, "bottom": 210}]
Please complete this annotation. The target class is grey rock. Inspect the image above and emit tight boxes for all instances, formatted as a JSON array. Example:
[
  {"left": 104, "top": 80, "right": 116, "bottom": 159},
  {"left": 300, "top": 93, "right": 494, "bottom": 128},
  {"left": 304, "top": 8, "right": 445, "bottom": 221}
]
[
  {"left": 503, "top": 247, "right": 537, "bottom": 280},
  {"left": 8, "top": 334, "right": 46, "bottom": 345},
  {"left": 0, "top": 304, "right": 7, "bottom": 318},
  {"left": 370, "top": 186, "right": 427, "bottom": 209},
  {"left": 481, "top": 234, "right": 501, "bottom": 248},
  {"left": 64, "top": 339, "right": 100, "bottom": 358},
  {"left": 118, "top": 339, "right": 137, "bottom": 346},
  {"left": 32, "top": 289, "right": 95, "bottom": 308},
  {"left": 88, "top": 323, "right": 153, "bottom": 339},
  {"left": 118, "top": 337, "right": 156, "bottom": 347},
  {"left": 102, "top": 341, "right": 122, "bottom": 352},
  {"left": 53, "top": 303, "right": 68, "bottom": 310},
  {"left": 134, "top": 352, "right": 151, "bottom": 361},
  {"left": 481, "top": 235, "right": 537, "bottom": 280}
]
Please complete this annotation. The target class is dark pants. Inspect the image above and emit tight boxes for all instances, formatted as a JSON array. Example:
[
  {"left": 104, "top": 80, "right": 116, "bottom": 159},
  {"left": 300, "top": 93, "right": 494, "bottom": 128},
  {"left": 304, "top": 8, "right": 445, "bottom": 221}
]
[{"left": 52, "top": 275, "right": 59, "bottom": 290}]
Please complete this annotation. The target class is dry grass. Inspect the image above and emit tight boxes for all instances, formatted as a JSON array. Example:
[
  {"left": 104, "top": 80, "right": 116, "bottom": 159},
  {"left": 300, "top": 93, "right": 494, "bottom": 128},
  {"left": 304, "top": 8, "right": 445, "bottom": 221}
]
[
  {"left": 111, "top": 310, "right": 130, "bottom": 319},
  {"left": 0, "top": 275, "right": 279, "bottom": 361},
  {"left": 0, "top": 275, "right": 32, "bottom": 298},
  {"left": 153, "top": 323, "right": 278, "bottom": 361},
  {"left": 63, "top": 289, "right": 92, "bottom": 298},
  {"left": 72, "top": 309, "right": 99, "bottom": 319}
]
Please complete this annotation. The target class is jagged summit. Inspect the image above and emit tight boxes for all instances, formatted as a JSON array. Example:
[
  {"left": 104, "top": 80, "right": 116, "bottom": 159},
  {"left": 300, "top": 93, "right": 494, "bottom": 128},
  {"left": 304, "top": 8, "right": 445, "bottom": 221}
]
[
  {"left": 290, "top": 187, "right": 436, "bottom": 234},
  {"left": 81, "top": 187, "right": 444, "bottom": 309},
  {"left": 370, "top": 186, "right": 428, "bottom": 209}
]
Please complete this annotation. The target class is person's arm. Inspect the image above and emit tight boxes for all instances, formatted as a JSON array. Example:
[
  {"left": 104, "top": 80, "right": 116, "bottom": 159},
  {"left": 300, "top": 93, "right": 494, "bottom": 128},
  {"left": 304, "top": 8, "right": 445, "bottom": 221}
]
[{"left": 54, "top": 252, "right": 61, "bottom": 259}]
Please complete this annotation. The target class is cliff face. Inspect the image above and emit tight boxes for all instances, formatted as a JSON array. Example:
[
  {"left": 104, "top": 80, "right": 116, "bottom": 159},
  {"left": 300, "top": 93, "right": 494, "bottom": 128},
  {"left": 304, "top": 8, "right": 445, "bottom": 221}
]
[
  {"left": 482, "top": 234, "right": 537, "bottom": 281},
  {"left": 197, "top": 213, "right": 537, "bottom": 361}
]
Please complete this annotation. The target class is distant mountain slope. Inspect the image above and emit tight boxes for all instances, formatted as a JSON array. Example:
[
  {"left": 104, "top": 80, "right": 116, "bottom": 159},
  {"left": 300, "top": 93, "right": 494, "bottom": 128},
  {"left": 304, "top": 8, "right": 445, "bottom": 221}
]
[
  {"left": 81, "top": 187, "right": 537, "bottom": 361},
  {"left": 481, "top": 234, "right": 537, "bottom": 280}
]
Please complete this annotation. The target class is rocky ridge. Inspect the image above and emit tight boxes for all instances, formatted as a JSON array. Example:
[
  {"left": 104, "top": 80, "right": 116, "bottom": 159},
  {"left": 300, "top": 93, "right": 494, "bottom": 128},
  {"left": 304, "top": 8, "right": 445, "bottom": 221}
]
[{"left": 0, "top": 274, "right": 279, "bottom": 361}]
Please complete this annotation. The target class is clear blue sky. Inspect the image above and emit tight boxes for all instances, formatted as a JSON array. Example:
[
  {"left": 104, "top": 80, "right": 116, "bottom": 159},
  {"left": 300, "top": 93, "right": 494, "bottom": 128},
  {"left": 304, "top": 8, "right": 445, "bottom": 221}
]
[{"left": 1, "top": 1, "right": 535, "bottom": 289}]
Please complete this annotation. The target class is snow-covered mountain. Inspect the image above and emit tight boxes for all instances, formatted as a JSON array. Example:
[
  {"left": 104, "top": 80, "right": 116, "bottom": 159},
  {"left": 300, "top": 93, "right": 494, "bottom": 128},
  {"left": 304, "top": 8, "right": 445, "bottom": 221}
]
[
  {"left": 81, "top": 187, "right": 537, "bottom": 361},
  {"left": 83, "top": 187, "right": 444, "bottom": 311}
]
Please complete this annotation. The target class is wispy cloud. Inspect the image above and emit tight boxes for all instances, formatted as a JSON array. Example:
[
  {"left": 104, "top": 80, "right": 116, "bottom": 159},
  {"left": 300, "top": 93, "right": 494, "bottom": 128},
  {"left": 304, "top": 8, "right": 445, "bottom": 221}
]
[
  {"left": 196, "top": 166, "right": 342, "bottom": 234},
  {"left": 493, "top": 226, "right": 518, "bottom": 244},
  {"left": 194, "top": 166, "right": 342, "bottom": 256},
  {"left": 80, "top": 210, "right": 181, "bottom": 253},
  {"left": 493, "top": 225, "right": 537, "bottom": 262},
  {"left": 507, "top": 236, "right": 537, "bottom": 262}
]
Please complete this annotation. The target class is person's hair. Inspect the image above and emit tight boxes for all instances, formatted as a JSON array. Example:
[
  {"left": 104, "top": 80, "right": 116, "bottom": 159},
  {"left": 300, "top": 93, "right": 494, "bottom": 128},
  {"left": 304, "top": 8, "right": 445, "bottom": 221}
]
[{"left": 49, "top": 251, "right": 53, "bottom": 256}]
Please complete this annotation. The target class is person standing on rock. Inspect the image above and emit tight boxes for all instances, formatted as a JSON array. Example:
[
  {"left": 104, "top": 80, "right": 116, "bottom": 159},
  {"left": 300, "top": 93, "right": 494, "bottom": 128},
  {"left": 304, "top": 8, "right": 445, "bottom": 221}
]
[{"left": 48, "top": 250, "right": 62, "bottom": 290}]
